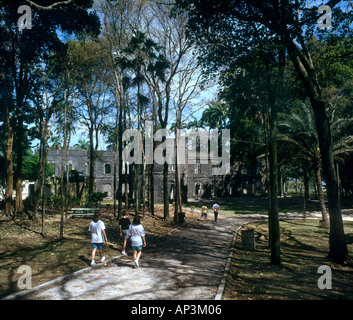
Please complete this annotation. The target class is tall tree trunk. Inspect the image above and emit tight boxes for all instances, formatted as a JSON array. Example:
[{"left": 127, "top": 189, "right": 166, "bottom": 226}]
[
  {"left": 113, "top": 151, "right": 118, "bottom": 217},
  {"left": 311, "top": 99, "right": 347, "bottom": 262},
  {"left": 113, "top": 90, "right": 119, "bottom": 218},
  {"left": 88, "top": 125, "right": 95, "bottom": 195},
  {"left": 117, "top": 97, "right": 123, "bottom": 219},
  {"left": 149, "top": 162, "right": 154, "bottom": 215},
  {"left": 113, "top": 71, "right": 124, "bottom": 219},
  {"left": 60, "top": 99, "right": 67, "bottom": 239},
  {"left": 163, "top": 161, "right": 169, "bottom": 220},
  {"left": 4, "top": 104, "right": 14, "bottom": 217},
  {"left": 65, "top": 130, "right": 71, "bottom": 221},
  {"left": 39, "top": 107, "right": 52, "bottom": 237},
  {"left": 150, "top": 99, "right": 157, "bottom": 216},
  {"left": 14, "top": 116, "right": 24, "bottom": 216},
  {"left": 124, "top": 103, "right": 129, "bottom": 209},
  {"left": 174, "top": 118, "right": 183, "bottom": 223},
  {"left": 141, "top": 125, "right": 146, "bottom": 217},
  {"left": 158, "top": 93, "right": 170, "bottom": 221},
  {"left": 40, "top": 120, "right": 47, "bottom": 237},
  {"left": 313, "top": 158, "right": 329, "bottom": 226},
  {"left": 33, "top": 123, "right": 42, "bottom": 223},
  {"left": 135, "top": 81, "right": 141, "bottom": 215},
  {"left": 161, "top": 128, "right": 169, "bottom": 220},
  {"left": 268, "top": 101, "right": 281, "bottom": 265},
  {"left": 303, "top": 165, "right": 310, "bottom": 221},
  {"left": 285, "top": 38, "right": 347, "bottom": 263}
]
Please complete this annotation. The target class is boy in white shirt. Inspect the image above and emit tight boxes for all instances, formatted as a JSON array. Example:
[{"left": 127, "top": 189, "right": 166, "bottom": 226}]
[{"left": 88, "top": 212, "right": 108, "bottom": 266}]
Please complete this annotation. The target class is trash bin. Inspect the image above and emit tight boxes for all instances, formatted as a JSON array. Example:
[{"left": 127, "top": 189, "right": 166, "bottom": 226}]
[
  {"left": 178, "top": 212, "right": 185, "bottom": 224},
  {"left": 242, "top": 229, "right": 255, "bottom": 251}
]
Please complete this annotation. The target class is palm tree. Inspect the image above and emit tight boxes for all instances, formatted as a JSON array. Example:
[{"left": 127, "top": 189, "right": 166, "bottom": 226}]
[
  {"left": 278, "top": 102, "right": 328, "bottom": 225},
  {"left": 200, "top": 100, "right": 229, "bottom": 130},
  {"left": 73, "top": 138, "right": 90, "bottom": 150},
  {"left": 49, "top": 136, "right": 62, "bottom": 149},
  {"left": 278, "top": 101, "right": 353, "bottom": 226},
  {"left": 118, "top": 30, "right": 169, "bottom": 215}
]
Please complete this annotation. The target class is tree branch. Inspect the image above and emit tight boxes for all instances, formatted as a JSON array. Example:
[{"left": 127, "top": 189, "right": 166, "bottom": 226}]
[{"left": 24, "top": 0, "right": 74, "bottom": 10}]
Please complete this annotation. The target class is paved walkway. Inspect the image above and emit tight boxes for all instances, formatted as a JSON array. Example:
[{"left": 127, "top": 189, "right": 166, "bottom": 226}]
[
  {"left": 4, "top": 209, "right": 353, "bottom": 300},
  {"left": 5, "top": 214, "right": 249, "bottom": 300}
]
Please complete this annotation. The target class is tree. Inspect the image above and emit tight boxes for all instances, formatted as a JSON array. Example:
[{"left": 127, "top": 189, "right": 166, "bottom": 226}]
[
  {"left": 22, "top": 149, "right": 54, "bottom": 182},
  {"left": 73, "top": 139, "right": 90, "bottom": 150},
  {"left": 94, "top": 0, "right": 136, "bottom": 219},
  {"left": 200, "top": 100, "right": 229, "bottom": 131},
  {"left": 69, "top": 40, "right": 111, "bottom": 195},
  {"left": 147, "top": 1, "right": 205, "bottom": 220},
  {"left": 221, "top": 47, "right": 288, "bottom": 264},
  {"left": 278, "top": 101, "right": 329, "bottom": 225},
  {"left": 120, "top": 29, "right": 169, "bottom": 215},
  {"left": 175, "top": 0, "right": 352, "bottom": 263},
  {"left": 1, "top": 0, "right": 100, "bottom": 217},
  {"left": 220, "top": 66, "right": 269, "bottom": 197},
  {"left": 48, "top": 45, "right": 79, "bottom": 237},
  {"left": 279, "top": 100, "right": 353, "bottom": 222},
  {"left": 33, "top": 66, "right": 62, "bottom": 232}
]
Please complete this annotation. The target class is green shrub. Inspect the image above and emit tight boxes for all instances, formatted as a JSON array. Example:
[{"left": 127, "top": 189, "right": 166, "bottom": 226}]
[{"left": 86, "top": 192, "right": 107, "bottom": 207}]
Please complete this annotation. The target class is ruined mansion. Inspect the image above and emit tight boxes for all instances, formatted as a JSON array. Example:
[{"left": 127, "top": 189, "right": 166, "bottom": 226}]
[{"left": 45, "top": 144, "right": 265, "bottom": 203}]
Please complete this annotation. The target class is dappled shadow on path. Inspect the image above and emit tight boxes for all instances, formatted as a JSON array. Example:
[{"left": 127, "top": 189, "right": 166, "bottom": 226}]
[{"left": 22, "top": 217, "right": 243, "bottom": 300}]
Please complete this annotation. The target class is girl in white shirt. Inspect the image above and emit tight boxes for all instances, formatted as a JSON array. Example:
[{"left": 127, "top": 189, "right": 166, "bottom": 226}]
[{"left": 129, "top": 215, "right": 146, "bottom": 268}]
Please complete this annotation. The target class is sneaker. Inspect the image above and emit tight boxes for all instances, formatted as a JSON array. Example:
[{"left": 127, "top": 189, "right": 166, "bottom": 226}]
[
  {"left": 122, "top": 251, "right": 127, "bottom": 256},
  {"left": 100, "top": 256, "right": 106, "bottom": 263},
  {"left": 91, "top": 260, "right": 96, "bottom": 266},
  {"left": 134, "top": 260, "right": 139, "bottom": 268}
]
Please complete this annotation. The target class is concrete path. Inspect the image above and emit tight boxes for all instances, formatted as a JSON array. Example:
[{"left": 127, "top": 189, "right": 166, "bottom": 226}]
[{"left": 4, "top": 209, "right": 353, "bottom": 300}]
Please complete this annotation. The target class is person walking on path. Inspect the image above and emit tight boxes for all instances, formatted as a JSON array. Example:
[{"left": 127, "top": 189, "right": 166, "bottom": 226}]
[
  {"left": 118, "top": 211, "right": 131, "bottom": 255},
  {"left": 212, "top": 203, "right": 220, "bottom": 222},
  {"left": 201, "top": 205, "right": 208, "bottom": 221},
  {"left": 88, "top": 212, "right": 108, "bottom": 266},
  {"left": 129, "top": 215, "right": 146, "bottom": 268}
]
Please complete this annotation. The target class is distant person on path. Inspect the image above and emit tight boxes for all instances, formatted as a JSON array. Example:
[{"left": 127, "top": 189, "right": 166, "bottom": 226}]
[
  {"left": 88, "top": 212, "right": 108, "bottom": 266},
  {"left": 212, "top": 203, "right": 220, "bottom": 222},
  {"left": 118, "top": 211, "right": 131, "bottom": 255},
  {"left": 201, "top": 205, "right": 208, "bottom": 221},
  {"left": 129, "top": 215, "right": 146, "bottom": 268}
]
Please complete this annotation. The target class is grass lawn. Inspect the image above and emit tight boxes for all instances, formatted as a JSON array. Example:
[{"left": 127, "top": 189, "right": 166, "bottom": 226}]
[
  {"left": 223, "top": 219, "right": 353, "bottom": 300},
  {"left": 187, "top": 196, "right": 353, "bottom": 215}
]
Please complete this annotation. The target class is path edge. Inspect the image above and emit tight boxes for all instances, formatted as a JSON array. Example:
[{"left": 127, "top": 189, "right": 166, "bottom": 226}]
[{"left": 214, "top": 224, "right": 243, "bottom": 300}]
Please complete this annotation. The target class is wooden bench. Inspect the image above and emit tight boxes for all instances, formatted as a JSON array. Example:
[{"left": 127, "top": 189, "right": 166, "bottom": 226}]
[{"left": 69, "top": 208, "right": 98, "bottom": 218}]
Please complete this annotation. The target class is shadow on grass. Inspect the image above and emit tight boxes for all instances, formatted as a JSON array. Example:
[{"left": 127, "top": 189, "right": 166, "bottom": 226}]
[{"left": 224, "top": 220, "right": 353, "bottom": 300}]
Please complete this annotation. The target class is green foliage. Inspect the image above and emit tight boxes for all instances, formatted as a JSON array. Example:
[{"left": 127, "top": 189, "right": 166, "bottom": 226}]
[
  {"left": 86, "top": 192, "right": 107, "bottom": 207},
  {"left": 73, "top": 139, "right": 90, "bottom": 150},
  {"left": 23, "top": 194, "right": 62, "bottom": 208},
  {"left": 22, "top": 149, "right": 54, "bottom": 182},
  {"left": 200, "top": 100, "right": 229, "bottom": 130},
  {"left": 70, "top": 197, "right": 81, "bottom": 207}
]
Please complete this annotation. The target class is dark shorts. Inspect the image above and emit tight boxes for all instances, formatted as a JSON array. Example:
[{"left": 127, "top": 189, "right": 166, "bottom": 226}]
[
  {"left": 131, "top": 245, "right": 143, "bottom": 251},
  {"left": 92, "top": 243, "right": 104, "bottom": 249}
]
